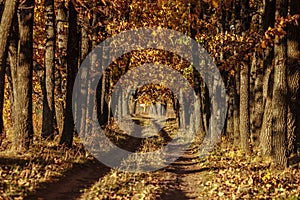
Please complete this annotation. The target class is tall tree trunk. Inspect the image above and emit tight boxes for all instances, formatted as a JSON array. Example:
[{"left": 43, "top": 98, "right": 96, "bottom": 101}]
[
  {"left": 7, "top": 16, "right": 18, "bottom": 134},
  {"left": 60, "top": 1, "right": 79, "bottom": 147},
  {"left": 11, "top": 0, "right": 34, "bottom": 151},
  {"left": 85, "top": 10, "right": 100, "bottom": 135},
  {"left": 240, "top": 61, "right": 250, "bottom": 153},
  {"left": 0, "top": 0, "right": 17, "bottom": 67},
  {"left": 249, "top": 2, "right": 264, "bottom": 148},
  {"left": 250, "top": 56, "right": 264, "bottom": 148},
  {"left": 0, "top": 0, "right": 5, "bottom": 144},
  {"left": 239, "top": 0, "right": 251, "bottom": 153},
  {"left": 260, "top": 63, "right": 273, "bottom": 156},
  {"left": 226, "top": 76, "right": 234, "bottom": 141},
  {"left": 78, "top": 10, "right": 90, "bottom": 136},
  {"left": 259, "top": 0, "right": 275, "bottom": 156},
  {"left": 201, "top": 80, "right": 210, "bottom": 136},
  {"left": 233, "top": 66, "right": 240, "bottom": 147},
  {"left": 271, "top": 0, "right": 288, "bottom": 169},
  {"left": 0, "top": 52, "right": 5, "bottom": 145},
  {"left": 42, "top": 0, "right": 57, "bottom": 139},
  {"left": 80, "top": 12, "right": 89, "bottom": 63},
  {"left": 0, "top": 0, "right": 18, "bottom": 144},
  {"left": 286, "top": 0, "right": 300, "bottom": 155},
  {"left": 55, "top": 2, "right": 68, "bottom": 135},
  {"left": 240, "top": 0, "right": 250, "bottom": 32}
]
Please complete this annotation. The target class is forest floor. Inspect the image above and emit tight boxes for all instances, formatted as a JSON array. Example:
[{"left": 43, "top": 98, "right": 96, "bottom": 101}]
[
  {"left": 9, "top": 142, "right": 300, "bottom": 200},
  {"left": 1, "top": 117, "right": 300, "bottom": 199}
]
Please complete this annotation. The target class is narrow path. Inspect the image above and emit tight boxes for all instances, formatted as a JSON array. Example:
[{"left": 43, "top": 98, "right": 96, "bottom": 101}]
[
  {"left": 25, "top": 159, "right": 111, "bottom": 200},
  {"left": 158, "top": 146, "right": 206, "bottom": 200},
  {"left": 26, "top": 116, "right": 207, "bottom": 200},
  {"left": 25, "top": 145, "right": 207, "bottom": 200},
  {"left": 133, "top": 115, "right": 207, "bottom": 200}
]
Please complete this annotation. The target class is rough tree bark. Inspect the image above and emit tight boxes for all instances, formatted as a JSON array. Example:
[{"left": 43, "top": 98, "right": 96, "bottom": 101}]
[
  {"left": 11, "top": 0, "right": 34, "bottom": 151},
  {"left": 259, "top": 0, "right": 275, "bottom": 156},
  {"left": 286, "top": 0, "right": 300, "bottom": 155},
  {"left": 55, "top": 2, "right": 68, "bottom": 135},
  {"left": 271, "top": 0, "right": 288, "bottom": 169},
  {"left": 250, "top": 56, "right": 264, "bottom": 147},
  {"left": 0, "top": 1, "right": 4, "bottom": 143},
  {"left": 0, "top": 0, "right": 18, "bottom": 144},
  {"left": 226, "top": 76, "right": 234, "bottom": 141},
  {"left": 60, "top": 1, "right": 79, "bottom": 147},
  {"left": 0, "top": 51, "right": 5, "bottom": 144},
  {"left": 249, "top": 2, "right": 264, "bottom": 148},
  {"left": 7, "top": 15, "right": 18, "bottom": 135},
  {"left": 239, "top": 0, "right": 251, "bottom": 153},
  {"left": 260, "top": 62, "right": 273, "bottom": 156},
  {"left": 233, "top": 66, "right": 240, "bottom": 147},
  {"left": 80, "top": 10, "right": 89, "bottom": 63},
  {"left": 42, "top": 0, "right": 57, "bottom": 139},
  {"left": 240, "top": 61, "right": 250, "bottom": 153},
  {"left": 76, "top": 7, "right": 90, "bottom": 137},
  {"left": 0, "top": 0, "right": 16, "bottom": 70}
]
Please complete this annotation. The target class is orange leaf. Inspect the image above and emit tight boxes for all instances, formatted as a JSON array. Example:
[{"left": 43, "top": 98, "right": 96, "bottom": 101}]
[
  {"left": 261, "top": 41, "right": 267, "bottom": 49},
  {"left": 212, "top": 0, "right": 219, "bottom": 8},
  {"left": 88, "top": 12, "right": 92, "bottom": 20}
]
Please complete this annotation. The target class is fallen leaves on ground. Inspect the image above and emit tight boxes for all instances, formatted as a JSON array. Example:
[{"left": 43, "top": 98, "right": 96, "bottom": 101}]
[
  {"left": 192, "top": 144, "right": 300, "bottom": 199},
  {"left": 0, "top": 139, "right": 88, "bottom": 199}
]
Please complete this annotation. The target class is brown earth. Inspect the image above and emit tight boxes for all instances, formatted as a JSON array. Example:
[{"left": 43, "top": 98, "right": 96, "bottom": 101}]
[
  {"left": 25, "top": 160, "right": 111, "bottom": 200},
  {"left": 25, "top": 147, "right": 206, "bottom": 200}
]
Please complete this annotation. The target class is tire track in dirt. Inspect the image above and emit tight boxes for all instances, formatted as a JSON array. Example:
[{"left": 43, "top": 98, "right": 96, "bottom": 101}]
[{"left": 25, "top": 159, "right": 111, "bottom": 200}]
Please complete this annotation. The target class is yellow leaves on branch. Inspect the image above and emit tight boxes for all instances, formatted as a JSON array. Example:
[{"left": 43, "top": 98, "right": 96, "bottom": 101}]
[
  {"left": 211, "top": 0, "right": 219, "bottom": 9},
  {"left": 260, "top": 40, "right": 267, "bottom": 49},
  {"left": 202, "top": 0, "right": 235, "bottom": 11},
  {"left": 259, "top": 14, "right": 299, "bottom": 50}
]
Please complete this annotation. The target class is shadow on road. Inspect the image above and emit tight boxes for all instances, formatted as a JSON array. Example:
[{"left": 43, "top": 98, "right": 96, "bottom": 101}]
[{"left": 25, "top": 159, "right": 111, "bottom": 200}]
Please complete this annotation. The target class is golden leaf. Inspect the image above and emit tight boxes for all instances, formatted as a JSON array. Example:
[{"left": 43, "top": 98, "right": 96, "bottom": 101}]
[
  {"left": 279, "top": 17, "right": 285, "bottom": 26},
  {"left": 212, "top": 0, "right": 219, "bottom": 8},
  {"left": 261, "top": 41, "right": 267, "bottom": 49},
  {"left": 88, "top": 12, "right": 92, "bottom": 20}
]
